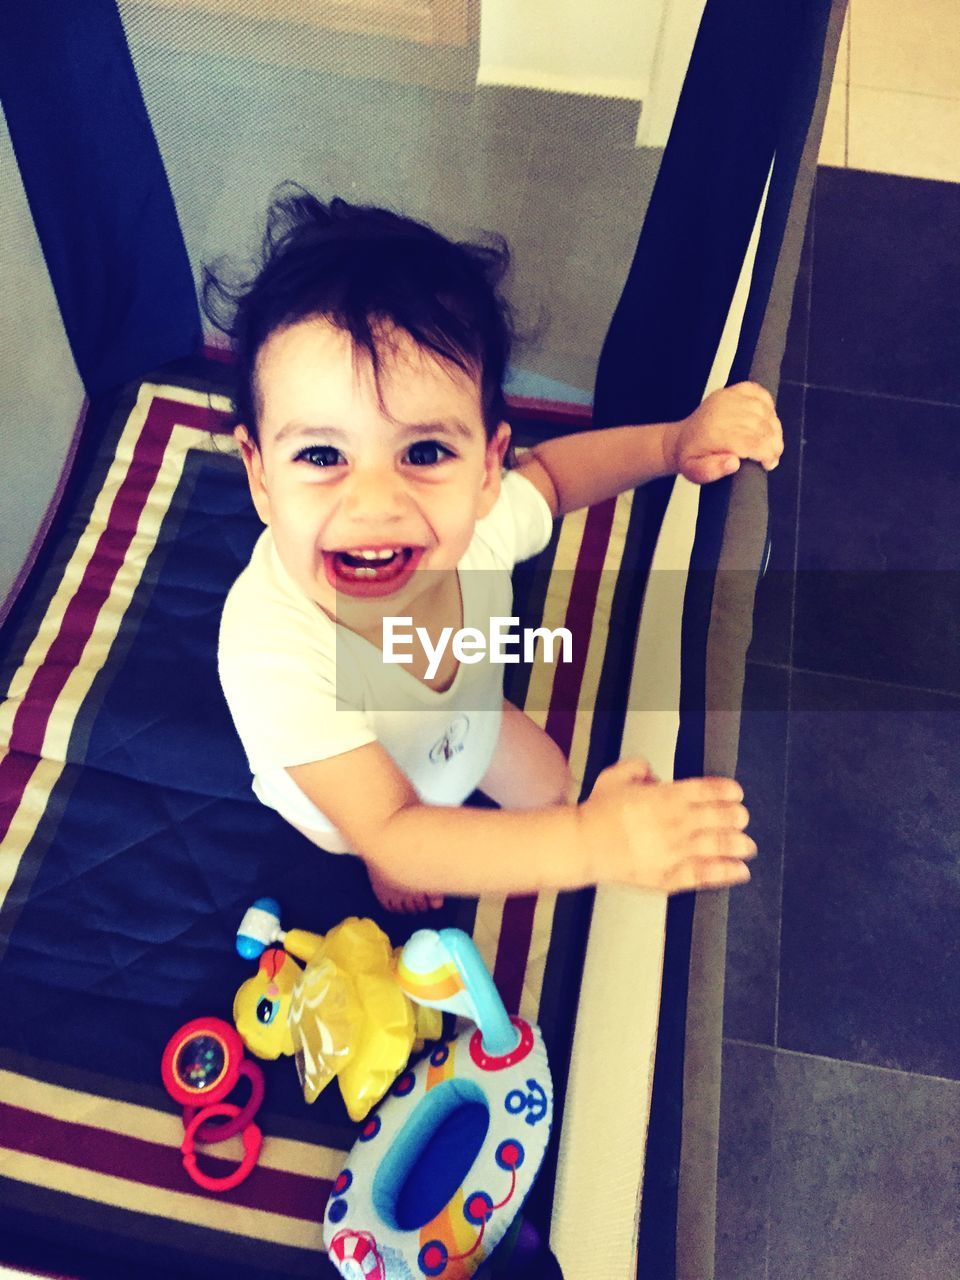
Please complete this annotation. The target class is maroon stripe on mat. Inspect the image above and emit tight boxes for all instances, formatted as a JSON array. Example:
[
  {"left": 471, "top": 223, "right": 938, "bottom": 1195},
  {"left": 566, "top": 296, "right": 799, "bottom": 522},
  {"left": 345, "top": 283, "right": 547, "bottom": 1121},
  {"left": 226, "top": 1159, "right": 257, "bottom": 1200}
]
[
  {"left": 0, "top": 749, "right": 42, "bottom": 838},
  {"left": 0, "top": 397, "right": 228, "bottom": 844},
  {"left": 492, "top": 895, "right": 539, "bottom": 1016},
  {"left": 493, "top": 498, "right": 617, "bottom": 1014},
  {"left": 0, "top": 1101, "right": 333, "bottom": 1221},
  {"left": 544, "top": 497, "right": 618, "bottom": 758}
]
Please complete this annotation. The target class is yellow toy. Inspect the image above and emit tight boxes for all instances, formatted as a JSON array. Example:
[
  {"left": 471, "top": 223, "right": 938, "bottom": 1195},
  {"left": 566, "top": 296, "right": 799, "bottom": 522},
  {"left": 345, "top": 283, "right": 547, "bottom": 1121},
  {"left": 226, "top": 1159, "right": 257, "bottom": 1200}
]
[{"left": 233, "top": 899, "right": 442, "bottom": 1121}]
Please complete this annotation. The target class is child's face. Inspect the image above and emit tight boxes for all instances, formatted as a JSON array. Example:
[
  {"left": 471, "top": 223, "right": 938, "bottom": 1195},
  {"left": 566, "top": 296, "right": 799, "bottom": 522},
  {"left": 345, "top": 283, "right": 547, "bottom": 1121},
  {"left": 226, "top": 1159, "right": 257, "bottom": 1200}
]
[{"left": 236, "top": 317, "right": 510, "bottom": 624}]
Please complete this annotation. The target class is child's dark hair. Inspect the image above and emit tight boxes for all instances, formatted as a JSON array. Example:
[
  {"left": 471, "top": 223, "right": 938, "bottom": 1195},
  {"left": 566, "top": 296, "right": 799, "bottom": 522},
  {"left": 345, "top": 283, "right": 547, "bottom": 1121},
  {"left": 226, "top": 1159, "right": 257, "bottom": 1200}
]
[{"left": 202, "top": 184, "right": 517, "bottom": 444}]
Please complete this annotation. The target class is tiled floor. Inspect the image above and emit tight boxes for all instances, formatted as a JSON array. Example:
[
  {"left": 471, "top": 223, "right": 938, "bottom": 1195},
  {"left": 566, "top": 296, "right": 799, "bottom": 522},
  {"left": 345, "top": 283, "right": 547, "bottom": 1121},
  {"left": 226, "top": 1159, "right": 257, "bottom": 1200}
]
[
  {"left": 720, "top": 6, "right": 960, "bottom": 1269},
  {"left": 721, "top": 10, "right": 960, "bottom": 1269},
  {"left": 718, "top": 166, "right": 960, "bottom": 1277},
  {"left": 819, "top": 0, "right": 960, "bottom": 181},
  {"left": 718, "top": 1044, "right": 960, "bottom": 1280}
]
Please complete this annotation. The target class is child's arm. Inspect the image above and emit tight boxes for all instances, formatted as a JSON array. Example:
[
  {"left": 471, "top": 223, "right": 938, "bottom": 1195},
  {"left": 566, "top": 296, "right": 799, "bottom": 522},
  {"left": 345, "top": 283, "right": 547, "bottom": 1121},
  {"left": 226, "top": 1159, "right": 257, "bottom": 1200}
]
[
  {"left": 288, "top": 744, "right": 754, "bottom": 898},
  {"left": 515, "top": 381, "right": 784, "bottom": 517}
]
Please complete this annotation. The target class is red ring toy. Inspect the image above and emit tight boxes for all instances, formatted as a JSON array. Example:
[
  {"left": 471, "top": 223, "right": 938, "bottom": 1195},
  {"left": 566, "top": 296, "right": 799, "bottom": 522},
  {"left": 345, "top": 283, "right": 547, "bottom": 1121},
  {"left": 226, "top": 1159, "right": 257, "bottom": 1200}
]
[
  {"left": 162, "top": 1016, "right": 264, "bottom": 1138},
  {"left": 182, "top": 1059, "right": 264, "bottom": 1142},
  {"left": 181, "top": 1103, "right": 262, "bottom": 1193},
  {"left": 162, "top": 1017, "right": 246, "bottom": 1105},
  {"left": 162, "top": 1016, "right": 266, "bottom": 1187}
]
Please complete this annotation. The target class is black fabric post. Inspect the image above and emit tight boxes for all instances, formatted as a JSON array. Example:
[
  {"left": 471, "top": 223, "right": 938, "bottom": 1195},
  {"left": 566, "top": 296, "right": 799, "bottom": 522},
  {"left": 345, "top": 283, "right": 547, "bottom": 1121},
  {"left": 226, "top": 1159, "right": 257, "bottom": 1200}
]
[
  {"left": 670, "top": 2, "right": 835, "bottom": 1276},
  {"left": 0, "top": 1, "right": 200, "bottom": 397},
  {"left": 593, "top": 2, "right": 783, "bottom": 437},
  {"left": 588, "top": 0, "right": 835, "bottom": 1274}
]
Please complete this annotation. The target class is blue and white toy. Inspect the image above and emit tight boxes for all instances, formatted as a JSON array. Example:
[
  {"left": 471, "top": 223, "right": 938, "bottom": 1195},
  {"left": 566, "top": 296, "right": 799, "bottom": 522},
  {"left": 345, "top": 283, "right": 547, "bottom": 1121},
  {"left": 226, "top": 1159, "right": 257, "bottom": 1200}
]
[
  {"left": 324, "top": 928, "right": 553, "bottom": 1280},
  {"left": 235, "top": 896, "right": 285, "bottom": 959}
]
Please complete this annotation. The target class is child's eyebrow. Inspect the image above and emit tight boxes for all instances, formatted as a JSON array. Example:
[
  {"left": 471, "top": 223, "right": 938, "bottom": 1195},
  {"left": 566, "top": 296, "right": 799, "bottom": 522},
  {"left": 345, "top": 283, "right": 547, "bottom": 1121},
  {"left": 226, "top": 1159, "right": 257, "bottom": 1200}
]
[
  {"left": 394, "top": 419, "right": 475, "bottom": 442},
  {"left": 273, "top": 422, "right": 349, "bottom": 445},
  {"left": 273, "top": 419, "right": 475, "bottom": 445}
]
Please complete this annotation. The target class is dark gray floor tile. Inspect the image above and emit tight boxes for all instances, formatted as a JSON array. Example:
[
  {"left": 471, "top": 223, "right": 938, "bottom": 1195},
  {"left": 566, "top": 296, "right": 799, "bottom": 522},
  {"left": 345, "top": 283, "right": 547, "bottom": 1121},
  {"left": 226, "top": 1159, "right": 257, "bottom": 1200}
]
[
  {"left": 716, "top": 1041, "right": 776, "bottom": 1280},
  {"left": 724, "top": 663, "right": 790, "bottom": 1045},
  {"left": 748, "top": 381, "right": 804, "bottom": 667},
  {"left": 808, "top": 168, "right": 960, "bottom": 403},
  {"left": 794, "top": 388, "right": 960, "bottom": 693},
  {"left": 718, "top": 1045, "right": 960, "bottom": 1280},
  {"left": 766, "top": 1052, "right": 960, "bottom": 1280},
  {"left": 780, "top": 191, "right": 814, "bottom": 385},
  {"left": 780, "top": 670, "right": 960, "bottom": 1078}
]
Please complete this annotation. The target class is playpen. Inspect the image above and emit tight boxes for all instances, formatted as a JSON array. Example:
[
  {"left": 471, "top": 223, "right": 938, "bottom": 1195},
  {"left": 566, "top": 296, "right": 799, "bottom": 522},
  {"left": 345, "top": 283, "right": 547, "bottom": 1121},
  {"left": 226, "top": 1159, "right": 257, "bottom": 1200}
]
[{"left": 0, "top": 2, "right": 844, "bottom": 1276}]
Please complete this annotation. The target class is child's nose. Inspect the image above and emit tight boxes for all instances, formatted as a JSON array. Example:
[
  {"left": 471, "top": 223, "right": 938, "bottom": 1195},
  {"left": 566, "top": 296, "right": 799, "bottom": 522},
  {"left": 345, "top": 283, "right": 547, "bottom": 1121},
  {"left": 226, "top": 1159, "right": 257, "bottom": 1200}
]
[{"left": 342, "top": 466, "right": 407, "bottom": 523}]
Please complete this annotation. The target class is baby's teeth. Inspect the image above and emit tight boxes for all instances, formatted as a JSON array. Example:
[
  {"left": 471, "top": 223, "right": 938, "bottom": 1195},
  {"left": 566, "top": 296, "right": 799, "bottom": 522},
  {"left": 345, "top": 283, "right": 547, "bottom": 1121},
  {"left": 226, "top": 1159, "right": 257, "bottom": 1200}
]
[
  {"left": 356, "top": 548, "right": 399, "bottom": 561},
  {"left": 354, "top": 567, "right": 377, "bottom": 578}
]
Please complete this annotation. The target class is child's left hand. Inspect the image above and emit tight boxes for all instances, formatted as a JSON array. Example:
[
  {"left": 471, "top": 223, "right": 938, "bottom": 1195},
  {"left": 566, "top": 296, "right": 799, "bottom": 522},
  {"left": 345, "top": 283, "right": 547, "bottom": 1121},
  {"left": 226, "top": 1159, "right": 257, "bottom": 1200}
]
[{"left": 670, "top": 382, "right": 783, "bottom": 484}]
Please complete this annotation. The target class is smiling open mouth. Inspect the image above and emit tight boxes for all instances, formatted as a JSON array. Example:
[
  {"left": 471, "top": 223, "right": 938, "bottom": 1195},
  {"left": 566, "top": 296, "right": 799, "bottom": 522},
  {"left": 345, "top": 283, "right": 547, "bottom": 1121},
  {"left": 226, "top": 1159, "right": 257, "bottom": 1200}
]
[{"left": 322, "top": 546, "right": 423, "bottom": 597}]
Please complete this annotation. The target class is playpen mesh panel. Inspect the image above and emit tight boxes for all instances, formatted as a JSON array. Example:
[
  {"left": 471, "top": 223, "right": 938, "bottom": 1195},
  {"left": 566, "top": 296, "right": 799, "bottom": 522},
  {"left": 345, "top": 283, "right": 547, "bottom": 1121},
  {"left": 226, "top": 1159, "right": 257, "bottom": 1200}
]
[
  {"left": 0, "top": 108, "right": 85, "bottom": 616},
  {"left": 115, "top": 1, "right": 685, "bottom": 396}
]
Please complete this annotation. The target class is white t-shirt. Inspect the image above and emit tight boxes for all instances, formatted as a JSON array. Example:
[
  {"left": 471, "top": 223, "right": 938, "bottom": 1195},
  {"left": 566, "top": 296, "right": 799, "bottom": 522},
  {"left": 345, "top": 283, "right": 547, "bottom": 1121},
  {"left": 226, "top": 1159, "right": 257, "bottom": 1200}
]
[{"left": 218, "top": 469, "right": 554, "bottom": 852}]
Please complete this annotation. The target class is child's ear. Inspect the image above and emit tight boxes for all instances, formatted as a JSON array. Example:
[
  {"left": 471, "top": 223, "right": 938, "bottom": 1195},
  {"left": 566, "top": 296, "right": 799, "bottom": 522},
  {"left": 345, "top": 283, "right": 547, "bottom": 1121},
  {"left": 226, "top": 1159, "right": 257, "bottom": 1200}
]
[
  {"left": 234, "top": 425, "right": 271, "bottom": 525},
  {"left": 478, "top": 421, "right": 512, "bottom": 517}
]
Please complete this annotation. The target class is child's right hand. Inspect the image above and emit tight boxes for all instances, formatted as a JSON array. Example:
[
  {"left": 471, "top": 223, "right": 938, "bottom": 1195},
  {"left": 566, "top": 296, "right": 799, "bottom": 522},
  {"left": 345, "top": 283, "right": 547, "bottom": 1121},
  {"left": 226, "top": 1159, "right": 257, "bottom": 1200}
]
[{"left": 578, "top": 757, "right": 755, "bottom": 894}]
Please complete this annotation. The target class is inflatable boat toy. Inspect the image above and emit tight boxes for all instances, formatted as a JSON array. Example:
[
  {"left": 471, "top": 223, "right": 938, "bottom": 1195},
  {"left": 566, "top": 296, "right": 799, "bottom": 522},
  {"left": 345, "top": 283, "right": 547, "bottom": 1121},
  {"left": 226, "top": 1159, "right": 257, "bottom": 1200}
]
[
  {"left": 233, "top": 899, "right": 441, "bottom": 1122},
  {"left": 323, "top": 928, "right": 553, "bottom": 1280}
]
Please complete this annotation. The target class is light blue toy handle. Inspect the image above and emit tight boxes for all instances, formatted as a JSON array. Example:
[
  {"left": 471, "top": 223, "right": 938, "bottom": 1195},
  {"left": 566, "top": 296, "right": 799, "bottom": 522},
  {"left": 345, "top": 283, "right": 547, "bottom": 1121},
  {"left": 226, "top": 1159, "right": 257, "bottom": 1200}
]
[
  {"left": 236, "top": 896, "right": 283, "bottom": 960},
  {"left": 438, "top": 928, "right": 521, "bottom": 1057}
]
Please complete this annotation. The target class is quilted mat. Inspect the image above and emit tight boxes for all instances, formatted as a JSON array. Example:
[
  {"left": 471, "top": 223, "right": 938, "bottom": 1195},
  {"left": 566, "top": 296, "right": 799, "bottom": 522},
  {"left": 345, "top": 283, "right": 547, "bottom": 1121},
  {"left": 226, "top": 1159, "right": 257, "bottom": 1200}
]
[{"left": 0, "top": 371, "right": 650, "bottom": 1279}]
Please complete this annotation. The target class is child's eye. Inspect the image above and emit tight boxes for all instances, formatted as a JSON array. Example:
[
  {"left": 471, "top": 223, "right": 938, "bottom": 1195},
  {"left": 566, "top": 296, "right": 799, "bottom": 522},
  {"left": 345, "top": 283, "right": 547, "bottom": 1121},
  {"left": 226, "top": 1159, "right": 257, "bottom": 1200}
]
[
  {"left": 295, "top": 444, "right": 343, "bottom": 468},
  {"left": 405, "top": 440, "right": 453, "bottom": 467}
]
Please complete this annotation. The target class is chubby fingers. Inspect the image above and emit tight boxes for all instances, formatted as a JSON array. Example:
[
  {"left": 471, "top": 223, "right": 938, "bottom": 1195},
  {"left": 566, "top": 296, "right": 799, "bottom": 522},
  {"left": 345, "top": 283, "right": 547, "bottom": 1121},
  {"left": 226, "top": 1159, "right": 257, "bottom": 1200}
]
[
  {"left": 683, "top": 782, "right": 754, "bottom": 854},
  {"left": 701, "top": 382, "right": 782, "bottom": 473},
  {"left": 690, "top": 828, "right": 757, "bottom": 860},
  {"left": 664, "top": 855, "right": 754, "bottom": 893},
  {"left": 755, "top": 411, "right": 783, "bottom": 471},
  {"left": 670, "top": 777, "right": 755, "bottom": 891},
  {"left": 732, "top": 380, "right": 775, "bottom": 410},
  {"left": 676, "top": 775, "right": 744, "bottom": 805},
  {"left": 730, "top": 382, "right": 783, "bottom": 470},
  {"left": 691, "top": 799, "right": 751, "bottom": 833}
]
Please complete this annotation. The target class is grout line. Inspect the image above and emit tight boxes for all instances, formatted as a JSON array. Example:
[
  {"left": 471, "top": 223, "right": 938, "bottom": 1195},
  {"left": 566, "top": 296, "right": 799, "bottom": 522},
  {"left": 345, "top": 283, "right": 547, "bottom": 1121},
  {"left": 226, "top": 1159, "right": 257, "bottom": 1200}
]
[
  {"left": 771, "top": 626, "right": 792, "bottom": 1052},
  {"left": 742, "top": 660, "right": 960, "bottom": 701},
  {"left": 789, "top": 663, "right": 960, "bottom": 701},
  {"left": 850, "top": 84, "right": 960, "bottom": 105},
  {"left": 766, "top": 349, "right": 804, "bottom": 1277},
  {"left": 773, "top": 376, "right": 807, "bottom": 1064},
  {"left": 746, "top": 657, "right": 791, "bottom": 673},
  {"left": 744, "top": 659, "right": 960, "bottom": 704},
  {"left": 800, "top": 169, "right": 814, "bottom": 396},
  {"left": 803, "top": 381, "right": 960, "bottom": 411},
  {"left": 843, "top": 1, "right": 851, "bottom": 167},
  {"left": 770, "top": 713, "right": 788, "bottom": 1024},
  {"left": 845, "top": 0, "right": 853, "bottom": 74},
  {"left": 725, "top": 1037, "right": 960, "bottom": 1087}
]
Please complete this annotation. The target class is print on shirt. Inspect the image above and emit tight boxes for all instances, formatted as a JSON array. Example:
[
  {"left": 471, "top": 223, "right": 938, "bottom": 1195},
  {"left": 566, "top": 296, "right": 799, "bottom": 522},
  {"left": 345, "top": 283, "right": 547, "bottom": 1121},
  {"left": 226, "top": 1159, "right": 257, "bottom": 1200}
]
[{"left": 430, "top": 714, "right": 470, "bottom": 765}]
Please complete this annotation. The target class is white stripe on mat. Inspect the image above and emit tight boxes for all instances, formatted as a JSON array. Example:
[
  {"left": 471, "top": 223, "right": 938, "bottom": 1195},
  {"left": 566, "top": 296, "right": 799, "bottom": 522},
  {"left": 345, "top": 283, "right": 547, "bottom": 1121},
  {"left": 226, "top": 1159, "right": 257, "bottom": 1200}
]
[{"left": 551, "top": 159, "right": 775, "bottom": 1280}]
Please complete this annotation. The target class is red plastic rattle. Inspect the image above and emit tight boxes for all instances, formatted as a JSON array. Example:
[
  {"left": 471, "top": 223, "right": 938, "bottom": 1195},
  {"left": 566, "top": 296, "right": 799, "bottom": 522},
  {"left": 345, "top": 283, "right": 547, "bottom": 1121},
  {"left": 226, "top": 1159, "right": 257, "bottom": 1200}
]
[
  {"left": 181, "top": 1103, "right": 262, "bottom": 1193},
  {"left": 161, "top": 1016, "right": 265, "bottom": 1191}
]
